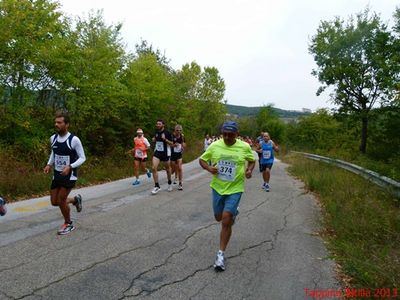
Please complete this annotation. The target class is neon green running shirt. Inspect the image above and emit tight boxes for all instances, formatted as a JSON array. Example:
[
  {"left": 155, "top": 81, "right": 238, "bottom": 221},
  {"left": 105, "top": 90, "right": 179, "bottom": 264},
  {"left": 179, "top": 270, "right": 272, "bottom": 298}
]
[{"left": 200, "top": 139, "right": 255, "bottom": 195}]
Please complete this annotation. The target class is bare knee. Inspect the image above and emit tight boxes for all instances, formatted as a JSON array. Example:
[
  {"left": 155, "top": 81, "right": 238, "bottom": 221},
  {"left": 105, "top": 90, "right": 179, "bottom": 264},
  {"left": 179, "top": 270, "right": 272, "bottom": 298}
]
[
  {"left": 221, "top": 215, "right": 233, "bottom": 227},
  {"left": 220, "top": 211, "right": 234, "bottom": 226},
  {"left": 57, "top": 195, "right": 68, "bottom": 206}
]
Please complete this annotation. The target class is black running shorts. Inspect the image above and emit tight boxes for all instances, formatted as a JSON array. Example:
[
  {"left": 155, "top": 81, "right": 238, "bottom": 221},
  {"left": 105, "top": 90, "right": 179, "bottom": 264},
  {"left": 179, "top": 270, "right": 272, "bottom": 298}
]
[
  {"left": 170, "top": 153, "right": 182, "bottom": 161},
  {"left": 153, "top": 152, "right": 170, "bottom": 162},
  {"left": 260, "top": 163, "right": 273, "bottom": 172},
  {"left": 51, "top": 179, "right": 76, "bottom": 190}
]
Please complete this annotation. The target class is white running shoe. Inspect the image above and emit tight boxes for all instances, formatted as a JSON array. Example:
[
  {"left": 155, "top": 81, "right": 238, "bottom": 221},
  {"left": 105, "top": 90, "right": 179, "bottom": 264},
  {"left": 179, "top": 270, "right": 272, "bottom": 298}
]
[
  {"left": 178, "top": 184, "right": 183, "bottom": 191},
  {"left": 151, "top": 187, "right": 161, "bottom": 195},
  {"left": 57, "top": 223, "right": 75, "bottom": 235},
  {"left": 214, "top": 251, "right": 225, "bottom": 271},
  {"left": 167, "top": 184, "right": 173, "bottom": 192},
  {"left": 265, "top": 184, "right": 270, "bottom": 192}
]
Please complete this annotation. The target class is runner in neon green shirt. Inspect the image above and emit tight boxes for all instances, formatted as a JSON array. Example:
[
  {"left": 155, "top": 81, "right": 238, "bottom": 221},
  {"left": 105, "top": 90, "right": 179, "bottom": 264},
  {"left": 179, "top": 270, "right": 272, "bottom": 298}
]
[
  {"left": 199, "top": 121, "right": 255, "bottom": 271},
  {"left": 200, "top": 137, "right": 255, "bottom": 195}
]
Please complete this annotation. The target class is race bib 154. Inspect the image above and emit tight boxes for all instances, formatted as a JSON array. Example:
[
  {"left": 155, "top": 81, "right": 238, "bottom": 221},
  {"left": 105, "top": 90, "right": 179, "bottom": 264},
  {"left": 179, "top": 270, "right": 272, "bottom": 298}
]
[{"left": 55, "top": 154, "right": 70, "bottom": 172}]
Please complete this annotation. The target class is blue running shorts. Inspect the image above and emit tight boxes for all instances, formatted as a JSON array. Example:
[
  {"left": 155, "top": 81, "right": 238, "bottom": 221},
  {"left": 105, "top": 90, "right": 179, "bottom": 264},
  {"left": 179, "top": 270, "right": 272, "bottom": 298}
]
[{"left": 212, "top": 189, "right": 242, "bottom": 216}]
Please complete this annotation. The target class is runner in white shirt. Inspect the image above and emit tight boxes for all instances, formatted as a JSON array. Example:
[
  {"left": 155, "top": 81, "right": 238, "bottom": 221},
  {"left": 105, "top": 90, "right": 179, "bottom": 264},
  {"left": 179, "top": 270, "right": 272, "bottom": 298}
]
[{"left": 43, "top": 113, "right": 86, "bottom": 235}]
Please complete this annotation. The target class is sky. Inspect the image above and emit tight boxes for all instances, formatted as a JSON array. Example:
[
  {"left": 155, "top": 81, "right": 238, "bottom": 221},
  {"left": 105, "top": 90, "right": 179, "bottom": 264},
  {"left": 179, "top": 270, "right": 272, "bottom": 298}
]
[{"left": 58, "top": 0, "right": 398, "bottom": 111}]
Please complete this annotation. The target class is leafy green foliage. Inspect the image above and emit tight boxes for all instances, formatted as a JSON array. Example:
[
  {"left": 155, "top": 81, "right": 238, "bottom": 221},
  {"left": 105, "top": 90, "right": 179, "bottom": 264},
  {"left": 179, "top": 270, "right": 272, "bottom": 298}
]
[
  {"left": 0, "top": 0, "right": 228, "bottom": 200},
  {"left": 309, "top": 8, "right": 400, "bottom": 153},
  {"left": 0, "top": 0, "right": 66, "bottom": 151},
  {"left": 120, "top": 52, "right": 176, "bottom": 139},
  {"left": 287, "top": 108, "right": 400, "bottom": 180},
  {"left": 366, "top": 106, "right": 400, "bottom": 161},
  {"left": 255, "top": 105, "right": 286, "bottom": 143},
  {"left": 287, "top": 109, "right": 346, "bottom": 152}
]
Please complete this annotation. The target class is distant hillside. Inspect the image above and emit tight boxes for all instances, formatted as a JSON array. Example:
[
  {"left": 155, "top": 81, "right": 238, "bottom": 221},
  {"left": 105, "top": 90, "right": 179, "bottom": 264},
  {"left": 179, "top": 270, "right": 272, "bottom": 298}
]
[{"left": 225, "top": 104, "right": 311, "bottom": 119}]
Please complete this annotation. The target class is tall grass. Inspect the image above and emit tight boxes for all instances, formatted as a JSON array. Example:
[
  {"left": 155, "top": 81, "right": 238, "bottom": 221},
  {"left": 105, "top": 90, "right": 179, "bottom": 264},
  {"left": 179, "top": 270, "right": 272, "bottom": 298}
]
[{"left": 283, "top": 153, "right": 400, "bottom": 289}]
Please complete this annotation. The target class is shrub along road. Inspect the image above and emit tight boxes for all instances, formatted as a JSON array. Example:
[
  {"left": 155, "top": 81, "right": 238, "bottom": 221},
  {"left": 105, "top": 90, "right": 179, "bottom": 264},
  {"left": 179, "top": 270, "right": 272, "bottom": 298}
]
[{"left": 0, "top": 159, "right": 339, "bottom": 299}]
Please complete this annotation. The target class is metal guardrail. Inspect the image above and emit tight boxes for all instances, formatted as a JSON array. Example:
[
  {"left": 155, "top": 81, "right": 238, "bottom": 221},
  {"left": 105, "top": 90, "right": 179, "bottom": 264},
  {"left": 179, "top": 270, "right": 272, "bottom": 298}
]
[{"left": 292, "top": 151, "right": 400, "bottom": 198}]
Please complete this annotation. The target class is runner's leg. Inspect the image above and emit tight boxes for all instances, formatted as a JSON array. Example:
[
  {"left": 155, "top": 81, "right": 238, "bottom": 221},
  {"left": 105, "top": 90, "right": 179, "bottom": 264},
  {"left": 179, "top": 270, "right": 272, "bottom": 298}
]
[
  {"left": 140, "top": 160, "right": 147, "bottom": 173},
  {"left": 57, "top": 187, "right": 73, "bottom": 224},
  {"left": 134, "top": 159, "right": 140, "bottom": 179},
  {"left": 50, "top": 188, "right": 60, "bottom": 206},
  {"left": 152, "top": 156, "right": 160, "bottom": 184},
  {"left": 263, "top": 168, "right": 271, "bottom": 183},
  {"left": 164, "top": 160, "right": 172, "bottom": 182},
  {"left": 219, "top": 211, "right": 234, "bottom": 251},
  {"left": 177, "top": 158, "right": 183, "bottom": 184}
]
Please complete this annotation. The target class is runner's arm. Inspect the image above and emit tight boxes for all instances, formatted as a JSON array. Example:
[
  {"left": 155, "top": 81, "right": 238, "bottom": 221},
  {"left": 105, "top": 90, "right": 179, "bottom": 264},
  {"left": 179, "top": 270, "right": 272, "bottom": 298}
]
[
  {"left": 163, "top": 132, "right": 174, "bottom": 146},
  {"left": 144, "top": 137, "right": 151, "bottom": 149},
  {"left": 199, "top": 158, "right": 218, "bottom": 174},
  {"left": 245, "top": 160, "right": 255, "bottom": 179},
  {"left": 182, "top": 136, "right": 186, "bottom": 149},
  {"left": 71, "top": 137, "right": 86, "bottom": 168},
  {"left": 246, "top": 160, "right": 255, "bottom": 172},
  {"left": 272, "top": 141, "right": 279, "bottom": 152},
  {"left": 46, "top": 150, "right": 55, "bottom": 166},
  {"left": 255, "top": 143, "right": 262, "bottom": 153},
  {"left": 46, "top": 135, "right": 56, "bottom": 166}
]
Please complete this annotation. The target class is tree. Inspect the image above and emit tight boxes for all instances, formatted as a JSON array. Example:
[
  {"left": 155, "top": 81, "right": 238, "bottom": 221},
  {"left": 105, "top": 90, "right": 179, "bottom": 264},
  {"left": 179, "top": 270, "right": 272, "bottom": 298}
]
[
  {"left": 197, "top": 67, "right": 226, "bottom": 134},
  {"left": 0, "top": 0, "right": 67, "bottom": 153},
  {"left": 0, "top": 0, "right": 65, "bottom": 96},
  {"left": 172, "top": 62, "right": 227, "bottom": 136},
  {"left": 134, "top": 39, "right": 171, "bottom": 70},
  {"left": 237, "top": 116, "right": 258, "bottom": 138},
  {"left": 172, "top": 62, "right": 202, "bottom": 133},
  {"left": 287, "top": 109, "right": 345, "bottom": 152},
  {"left": 367, "top": 106, "right": 400, "bottom": 161},
  {"left": 255, "top": 105, "right": 286, "bottom": 143},
  {"left": 309, "top": 8, "right": 399, "bottom": 153},
  {"left": 121, "top": 52, "right": 175, "bottom": 134},
  {"left": 56, "top": 11, "right": 128, "bottom": 154}
]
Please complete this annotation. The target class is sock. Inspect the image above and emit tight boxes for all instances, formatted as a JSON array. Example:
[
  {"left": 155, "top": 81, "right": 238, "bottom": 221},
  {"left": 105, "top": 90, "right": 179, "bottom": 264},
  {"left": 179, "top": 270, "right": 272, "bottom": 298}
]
[
  {"left": 218, "top": 250, "right": 224, "bottom": 255},
  {"left": 168, "top": 180, "right": 172, "bottom": 185},
  {"left": 155, "top": 183, "right": 160, "bottom": 188}
]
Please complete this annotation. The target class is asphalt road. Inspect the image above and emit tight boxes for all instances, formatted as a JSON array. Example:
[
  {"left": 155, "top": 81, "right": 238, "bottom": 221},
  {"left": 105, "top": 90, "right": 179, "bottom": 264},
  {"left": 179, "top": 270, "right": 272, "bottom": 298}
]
[{"left": 0, "top": 158, "right": 340, "bottom": 300}]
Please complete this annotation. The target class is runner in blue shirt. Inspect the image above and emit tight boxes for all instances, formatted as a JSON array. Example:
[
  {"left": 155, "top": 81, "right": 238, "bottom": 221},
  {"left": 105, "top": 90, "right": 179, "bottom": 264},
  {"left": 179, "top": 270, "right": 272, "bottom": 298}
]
[{"left": 256, "top": 132, "right": 279, "bottom": 192}]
